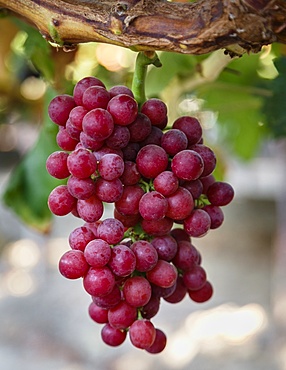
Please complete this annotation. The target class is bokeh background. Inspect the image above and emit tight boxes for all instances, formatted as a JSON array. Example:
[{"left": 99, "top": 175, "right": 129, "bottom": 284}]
[{"left": 1, "top": 15, "right": 286, "bottom": 370}]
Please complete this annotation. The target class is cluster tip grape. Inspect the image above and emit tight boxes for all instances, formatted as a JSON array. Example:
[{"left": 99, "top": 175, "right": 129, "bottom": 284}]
[{"left": 46, "top": 76, "right": 234, "bottom": 353}]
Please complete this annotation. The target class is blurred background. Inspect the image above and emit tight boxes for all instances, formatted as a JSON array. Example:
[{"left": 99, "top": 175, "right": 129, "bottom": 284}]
[{"left": 0, "top": 14, "right": 286, "bottom": 370}]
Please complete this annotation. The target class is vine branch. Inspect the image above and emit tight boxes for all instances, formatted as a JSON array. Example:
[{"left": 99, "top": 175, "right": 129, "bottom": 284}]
[{"left": 0, "top": 0, "right": 285, "bottom": 55}]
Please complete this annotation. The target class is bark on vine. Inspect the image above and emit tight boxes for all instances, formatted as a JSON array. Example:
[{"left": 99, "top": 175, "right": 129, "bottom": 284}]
[{"left": 0, "top": 0, "right": 285, "bottom": 55}]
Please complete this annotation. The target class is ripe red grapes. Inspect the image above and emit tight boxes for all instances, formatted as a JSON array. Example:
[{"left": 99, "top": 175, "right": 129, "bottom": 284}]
[{"left": 47, "top": 76, "right": 235, "bottom": 354}]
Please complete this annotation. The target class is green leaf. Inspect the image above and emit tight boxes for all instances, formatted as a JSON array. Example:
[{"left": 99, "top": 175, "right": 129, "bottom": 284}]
[
  {"left": 197, "top": 82, "right": 267, "bottom": 160},
  {"left": 2, "top": 87, "right": 64, "bottom": 233},
  {"left": 194, "top": 53, "right": 270, "bottom": 160},
  {"left": 145, "top": 52, "right": 197, "bottom": 97},
  {"left": 12, "top": 18, "right": 55, "bottom": 81},
  {"left": 262, "top": 56, "right": 286, "bottom": 137}
]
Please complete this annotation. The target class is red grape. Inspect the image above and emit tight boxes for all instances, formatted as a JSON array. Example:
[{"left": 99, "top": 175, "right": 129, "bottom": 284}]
[
  {"left": 129, "top": 319, "right": 156, "bottom": 349},
  {"left": 136, "top": 144, "right": 168, "bottom": 179},
  {"left": 101, "top": 324, "right": 127, "bottom": 346},
  {"left": 146, "top": 260, "right": 178, "bottom": 288},
  {"left": 59, "top": 250, "right": 89, "bottom": 279},
  {"left": 46, "top": 151, "right": 70, "bottom": 179},
  {"left": 48, "top": 185, "right": 76, "bottom": 216},
  {"left": 107, "top": 94, "right": 138, "bottom": 126}
]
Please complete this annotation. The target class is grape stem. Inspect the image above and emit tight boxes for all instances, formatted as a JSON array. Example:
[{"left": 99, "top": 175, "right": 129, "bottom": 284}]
[{"left": 132, "top": 51, "right": 162, "bottom": 107}]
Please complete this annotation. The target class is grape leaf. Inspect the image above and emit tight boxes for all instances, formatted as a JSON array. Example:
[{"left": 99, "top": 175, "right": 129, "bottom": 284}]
[
  {"left": 2, "top": 88, "right": 65, "bottom": 233},
  {"left": 195, "top": 53, "right": 268, "bottom": 160},
  {"left": 12, "top": 18, "right": 55, "bottom": 81},
  {"left": 145, "top": 52, "right": 197, "bottom": 97},
  {"left": 262, "top": 56, "right": 286, "bottom": 137}
]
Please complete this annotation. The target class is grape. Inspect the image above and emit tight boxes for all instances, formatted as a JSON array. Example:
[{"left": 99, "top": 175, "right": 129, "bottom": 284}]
[
  {"left": 171, "top": 149, "right": 204, "bottom": 181},
  {"left": 56, "top": 127, "right": 79, "bottom": 151},
  {"left": 67, "top": 148, "right": 97, "bottom": 179},
  {"left": 107, "top": 94, "right": 138, "bottom": 126},
  {"left": 106, "top": 124, "right": 130, "bottom": 149},
  {"left": 93, "top": 145, "right": 123, "bottom": 161},
  {"left": 73, "top": 76, "right": 105, "bottom": 106},
  {"left": 69, "top": 226, "right": 95, "bottom": 252},
  {"left": 93, "top": 284, "right": 122, "bottom": 309},
  {"left": 166, "top": 186, "right": 194, "bottom": 220},
  {"left": 182, "top": 179, "right": 203, "bottom": 200},
  {"left": 141, "top": 126, "right": 163, "bottom": 146},
  {"left": 120, "top": 161, "right": 141, "bottom": 186},
  {"left": 101, "top": 324, "right": 127, "bottom": 346},
  {"left": 188, "top": 281, "right": 213, "bottom": 303},
  {"left": 77, "top": 195, "right": 104, "bottom": 223},
  {"left": 128, "top": 113, "right": 152, "bottom": 142},
  {"left": 151, "top": 234, "right": 178, "bottom": 261},
  {"left": 115, "top": 185, "right": 144, "bottom": 216},
  {"left": 66, "top": 118, "right": 81, "bottom": 140},
  {"left": 139, "top": 191, "right": 168, "bottom": 221},
  {"left": 202, "top": 204, "right": 224, "bottom": 229},
  {"left": 48, "top": 94, "right": 76, "bottom": 126},
  {"left": 80, "top": 131, "right": 104, "bottom": 151},
  {"left": 161, "top": 129, "right": 188, "bottom": 156},
  {"left": 146, "top": 260, "right": 178, "bottom": 288},
  {"left": 108, "top": 300, "right": 137, "bottom": 329},
  {"left": 94, "top": 178, "right": 123, "bottom": 203},
  {"left": 145, "top": 328, "right": 167, "bottom": 354},
  {"left": 207, "top": 181, "right": 235, "bottom": 206},
  {"left": 46, "top": 151, "right": 70, "bottom": 179},
  {"left": 164, "top": 276, "right": 187, "bottom": 304},
  {"left": 136, "top": 144, "right": 169, "bottom": 179},
  {"left": 170, "top": 227, "right": 191, "bottom": 242},
  {"left": 141, "top": 217, "right": 173, "bottom": 236},
  {"left": 172, "top": 116, "right": 202, "bottom": 145},
  {"left": 129, "top": 319, "right": 156, "bottom": 350},
  {"left": 82, "top": 108, "right": 114, "bottom": 141},
  {"left": 109, "top": 85, "right": 134, "bottom": 98},
  {"left": 69, "top": 105, "right": 88, "bottom": 131},
  {"left": 151, "top": 282, "right": 177, "bottom": 299},
  {"left": 108, "top": 244, "right": 136, "bottom": 277},
  {"left": 130, "top": 240, "right": 158, "bottom": 272},
  {"left": 88, "top": 302, "right": 108, "bottom": 324},
  {"left": 153, "top": 171, "right": 179, "bottom": 196},
  {"left": 183, "top": 265, "right": 207, "bottom": 291},
  {"left": 82, "top": 85, "right": 110, "bottom": 110},
  {"left": 83, "top": 266, "right": 115, "bottom": 297},
  {"left": 172, "top": 240, "right": 199, "bottom": 271},
  {"left": 83, "top": 221, "right": 101, "bottom": 237},
  {"left": 189, "top": 144, "right": 216, "bottom": 177},
  {"left": 67, "top": 176, "right": 96, "bottom": 200},
  {"left": 97, "top": 218, "right": 125, "bottom": 245},
  {"left": 200, "top": 174, "right": 216, "bottom": 194},
  {"left": 84, "top": 238, "right": 111, "bottom": 267},
  {"left": 141, "top": 98, "right": 167, "bottom": 127},
  {"left": 114, "top": 208, "right": 142, "bottom": 228},
  {"left": 141, "top": 295, "right": 160, "bottom": 319},
  {"left": 184, "top": 209, "right": 211, "bottom": 237},
  {"left": 123, "top": 276, "right": 152, "bottom": 307},
  {"left": 59, "top": 250, "right": 89, "bottom": 279},
  {"left": 122, "top": 141, "right": 141, "bottom": 161},
  {"left": 48, "top": 185, "right": 77, "bottom": 216},
  {"left": 98, "top": 153, "right": 125, "bottom": 180}
]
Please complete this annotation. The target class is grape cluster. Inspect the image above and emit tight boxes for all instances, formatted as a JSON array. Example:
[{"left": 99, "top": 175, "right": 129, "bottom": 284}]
[{"left": 46, "top": 76, "right": 234, "bottom": 353}]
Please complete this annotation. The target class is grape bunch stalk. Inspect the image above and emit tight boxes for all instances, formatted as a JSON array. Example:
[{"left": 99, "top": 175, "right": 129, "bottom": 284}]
[{"left": 46, "top": 72, "right": 234, "bottom": 353}]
